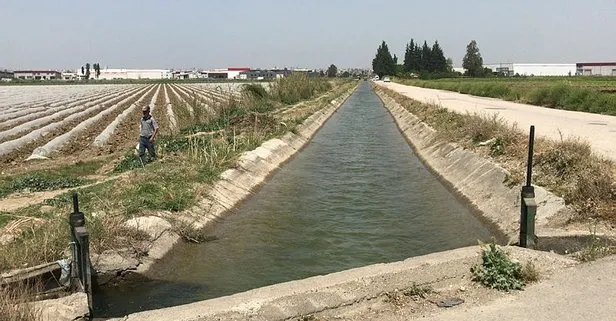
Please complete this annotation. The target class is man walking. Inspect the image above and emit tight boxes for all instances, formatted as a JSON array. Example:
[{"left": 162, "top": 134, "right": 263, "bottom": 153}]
[{"left": 139, "top": 105, "right": 159, "bottom": 164}]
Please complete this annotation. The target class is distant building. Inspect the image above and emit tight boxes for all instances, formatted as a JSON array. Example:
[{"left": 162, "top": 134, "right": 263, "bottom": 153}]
[
  {"left": 576, "top": 62, "right": 616, "bottom": 76},
  {"left": 14, "top": 70, "right": 61, "bottom": 80},
  {"left": 484, "top": 63, "right": 576, "bottom": 76},
  {"left": 92, "top": 68, "right": 172, "bottom": 80},
  {"left": 291, "top": 68, "right": 321, "bottom": 77},
  {"left": 239, "top": 69, "right": 291, "bottom": 80},
  {"left": 200, "top": 67, "right": 250, "bottom": 80},
  {"left": 171, "top": 70, "right": 202, "bottom": 79},
  {"left": 62, "top": 72, "right": 79, "bottom": 80},
  {"left": 0, "top": 70, "right": 13, "bottom": 80}
]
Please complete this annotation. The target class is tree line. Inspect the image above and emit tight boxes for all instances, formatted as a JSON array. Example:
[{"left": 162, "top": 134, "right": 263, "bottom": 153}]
[
  {"left": 372, "top": 39, "right": 486, "bottom": 79},
  {"left": 80, "top": 63, "right": 101, "bottom": 80}
]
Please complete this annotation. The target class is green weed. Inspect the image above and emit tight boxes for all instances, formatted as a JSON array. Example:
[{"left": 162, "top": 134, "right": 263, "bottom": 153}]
[{"left": 471, "top": 242, "right": 525, "bottom": 291}]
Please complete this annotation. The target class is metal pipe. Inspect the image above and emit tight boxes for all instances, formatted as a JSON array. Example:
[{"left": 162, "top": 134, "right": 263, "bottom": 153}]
[
  {"left": 525, "top": 125, "right": 535, "bottom": 187},
  {"left": 72, "top": 192, "right": 79, "bottom": 213}
]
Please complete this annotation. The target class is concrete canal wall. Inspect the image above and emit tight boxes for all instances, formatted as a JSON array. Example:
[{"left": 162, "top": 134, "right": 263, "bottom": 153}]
[
  {"left": 374, "top": 88, "right": 567, "bottom": 242},
  {"left": 124, "top": 85, "right": 358, "bottom": 275}
]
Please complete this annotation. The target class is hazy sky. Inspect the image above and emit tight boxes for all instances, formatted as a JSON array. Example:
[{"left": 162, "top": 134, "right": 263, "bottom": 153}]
[{"left": 1, "top": 0, "right": 614, "bottom": 70}]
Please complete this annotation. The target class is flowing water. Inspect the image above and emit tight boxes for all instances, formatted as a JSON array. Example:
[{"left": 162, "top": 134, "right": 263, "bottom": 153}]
[{"left": 94, "top": 82, "right": 495, "bottom": 318}]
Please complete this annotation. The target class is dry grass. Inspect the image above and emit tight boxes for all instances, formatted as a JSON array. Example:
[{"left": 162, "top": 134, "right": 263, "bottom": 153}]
[
  {"left": 0, "top": 284, "right": 41, "bottom": 321},
  {"left": 377, "top": 86, "right": 616, "bottom": 224}
]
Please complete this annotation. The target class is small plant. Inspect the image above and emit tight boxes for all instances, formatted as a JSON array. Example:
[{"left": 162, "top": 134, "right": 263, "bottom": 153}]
[
  {"left": 113, "top": 151, "right": 144, "bottom": 173},
  {"left": 403, "top": 282, "right": 433, "bottom": 298},
  {"left": 520, "top": 261, "right": 540, "bottom": 283},
  {"left": 575, "top": 222, "right": 614, "bottom": 262},
  {"left": 471, "top": 242, "right": 525, "bottom": 291}
]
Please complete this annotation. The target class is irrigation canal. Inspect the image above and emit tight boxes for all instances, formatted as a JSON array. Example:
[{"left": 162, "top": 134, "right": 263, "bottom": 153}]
[{"left": 94, "top": 82, "right": 495, "bottom": 318}]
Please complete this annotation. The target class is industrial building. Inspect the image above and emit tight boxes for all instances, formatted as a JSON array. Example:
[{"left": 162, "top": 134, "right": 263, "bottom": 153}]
[
  {"left": 484, "top": 63, "right": 576, "bottom": 76},
  {"left": 576, "top": 62, "right": 616, "bottom": 76},
  {"left": 93, "top": 68, "right": 172, "bottom": 80},
  {"left": 0, "top": 70, "right": 13, "bottom": 80},
  {"left": 13, "top": 70, "right": 61, "bottom": 80},
  {"left": 200, "top": 67, "right": 251, "bottom": 79},
  {"left": 239, "top": 69, "right": 291, "bottom": 80},
  {"left": 62, "top": 72, "right": 79, "bottom": 80}
]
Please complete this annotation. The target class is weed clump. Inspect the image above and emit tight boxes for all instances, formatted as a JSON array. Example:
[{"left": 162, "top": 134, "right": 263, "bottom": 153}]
[{"left": 471, "top": 243, "right": 526, "bottom": 291}]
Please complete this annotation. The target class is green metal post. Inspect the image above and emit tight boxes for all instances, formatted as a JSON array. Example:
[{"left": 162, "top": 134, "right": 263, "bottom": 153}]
[{"left": 520, "top": 126, "right": 537, "bottom": 248}]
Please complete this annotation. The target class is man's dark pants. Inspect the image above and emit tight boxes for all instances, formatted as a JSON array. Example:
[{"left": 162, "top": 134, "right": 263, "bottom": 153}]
[{"left": 139, "top": 135, "right": 156, "bottom": 163}]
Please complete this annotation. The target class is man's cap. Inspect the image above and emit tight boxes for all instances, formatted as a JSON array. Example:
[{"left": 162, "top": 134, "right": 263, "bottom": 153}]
[{"left": 142, "top": 105, "right": 150, "bottom": 111}]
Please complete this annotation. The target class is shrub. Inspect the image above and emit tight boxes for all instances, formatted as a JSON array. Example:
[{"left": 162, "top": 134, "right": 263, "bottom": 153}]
[
  {"left": 270, "top": 74, "right": 331, "bottom": 104},
  {"left": 241, "top": 83, "right": 269, "bottom": 100},
  {"left": 544, "top": 83, "right": 569, "bottom": 107},
  {"left": 528, "top": 87, "right": 550, "bottom": 105},
  {"left": 471, "top": 243, "right": 525, "bottom": 291}
]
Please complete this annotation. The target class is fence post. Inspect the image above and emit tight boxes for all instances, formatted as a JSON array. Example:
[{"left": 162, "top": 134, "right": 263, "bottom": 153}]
[
  {"left": 519, "top": 126, "right": 537, "bottom": 248},
  {"left": 68, "top": 193, "right": 93, "bottom": 312}
]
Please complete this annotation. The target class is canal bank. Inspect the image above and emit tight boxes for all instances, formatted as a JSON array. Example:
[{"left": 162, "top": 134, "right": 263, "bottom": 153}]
[
  {"left": 95, "top": 82, "right": 498, "bottom": 318},
  {"left": 373, "top": 86, "right": 568, "bottom": 242},
  {"left": 100, "top": 82, "right": 605, "bottom": 321}
]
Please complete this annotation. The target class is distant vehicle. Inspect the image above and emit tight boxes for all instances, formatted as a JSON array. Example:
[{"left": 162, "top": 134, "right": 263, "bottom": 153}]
[{"left": 383, "top": 76, "right": 391, "bottom": 82}]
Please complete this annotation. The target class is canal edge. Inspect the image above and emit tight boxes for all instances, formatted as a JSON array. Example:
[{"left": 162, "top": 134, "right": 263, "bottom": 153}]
[
  {"left": 372, "top": 84, "right": 569, "bottom": 245},
  {"left": 118, "top": 83, "right": 360, "bottom": 276}
]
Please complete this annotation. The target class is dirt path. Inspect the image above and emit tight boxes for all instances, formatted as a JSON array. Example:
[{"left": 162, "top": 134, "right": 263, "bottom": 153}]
[
  {"left": 378, "top": 82, "right": 616, "bottom": 161},
  {"left": 413, "top": 255, "right": 616, "bottom": 321}
]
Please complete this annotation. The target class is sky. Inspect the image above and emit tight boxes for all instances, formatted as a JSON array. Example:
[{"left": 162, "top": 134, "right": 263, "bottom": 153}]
[{"left": 1, "top": 0, "right": 615, "bottom": 71}]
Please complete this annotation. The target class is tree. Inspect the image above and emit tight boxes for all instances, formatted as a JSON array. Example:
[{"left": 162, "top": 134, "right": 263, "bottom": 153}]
[
  {"left": 420, "top": 41, "right": 431, "bottom": 71},
  {"left": 463, "top": 40, "right": 484, "bottom": 77},
  {"left": 371, "top": 41, "right": 396, "bottom": 78},
  {"left": 81, "top": 66, "right": 84, "bottom": 75},
  {"left": 85, "top": 63, "right": 91, "bottom": 80},
  {"left": 326, "top": 64, "right": 338, "bottom": 77},
  {"left": 446, "top": 58, "right": 454, "bottom": 72},
  {"left": 430, "top": 41, "right": 448, "bottom": 72},
  {"left": 93, "top": 63, "right": 101, "bottom": 78}
]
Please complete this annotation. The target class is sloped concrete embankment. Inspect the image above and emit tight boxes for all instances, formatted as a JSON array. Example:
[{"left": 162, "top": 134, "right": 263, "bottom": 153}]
[
  {"left": 110, "top": 245, "right": 577, "bottom": 321},
  {"left": 374, "top": 89, "right": 567, "bottom": 243},
  {"left": 121, "top": 86, "right": 357, "bottom": 274}
]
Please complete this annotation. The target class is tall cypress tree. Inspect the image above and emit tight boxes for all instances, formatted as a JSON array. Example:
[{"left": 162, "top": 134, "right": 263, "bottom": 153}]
[
  {"left": 420, "top": 41, "right": 431, "bottom": 71},
  {"left": 403, "top": 39, "right": 415, "bottom": 73},
  {"left": 413, "top": 43, "right": 421, "bottom": 72},
  {"left": 431, "top": 41, "right": 448, "bottom": 72},
  {"left": 372, "top": 41, "right": 395, "bottom": 78}
]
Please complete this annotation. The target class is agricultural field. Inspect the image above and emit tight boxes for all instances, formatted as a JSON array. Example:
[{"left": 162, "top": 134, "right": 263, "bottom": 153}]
[
  {"left": 0, "top": 82, "right": 244, "bottom": 170},
  {"left": 0, "top": 76, "right": 351, "bottom": 272},
  {"left": 396, "top": 77, "right": 616, "bottom": 115}
]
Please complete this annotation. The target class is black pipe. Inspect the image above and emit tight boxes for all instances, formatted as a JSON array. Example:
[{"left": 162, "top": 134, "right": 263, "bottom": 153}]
[
  {"left": 72, "top": 192, "right": 79, "bottom": 213},
  {"left": 525, "top": 125, "right": 535, "bottom": 187}
]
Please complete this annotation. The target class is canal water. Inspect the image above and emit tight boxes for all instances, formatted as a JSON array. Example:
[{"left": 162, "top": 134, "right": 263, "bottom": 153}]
[{"left": 94, "top": 82, "right": 494, "bottom": 318}]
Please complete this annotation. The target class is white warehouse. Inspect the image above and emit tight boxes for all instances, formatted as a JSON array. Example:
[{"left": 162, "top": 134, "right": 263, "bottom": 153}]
[
  {"left": 484, "top": 63, "right": 576, "bottom": 76},
  {"left": 88, "top": 68, "right": 172, "bottom": 80}
]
